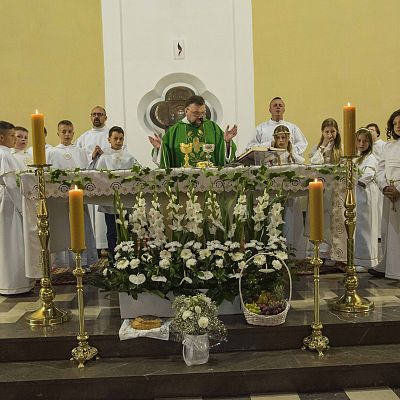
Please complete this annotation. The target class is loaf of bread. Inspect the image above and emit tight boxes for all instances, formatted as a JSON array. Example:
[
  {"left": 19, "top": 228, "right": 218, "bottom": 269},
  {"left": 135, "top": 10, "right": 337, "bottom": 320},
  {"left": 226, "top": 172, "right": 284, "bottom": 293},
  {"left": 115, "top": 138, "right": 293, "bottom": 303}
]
[{"left": 131, "top": 315, "right": 162, "bottom": 330}]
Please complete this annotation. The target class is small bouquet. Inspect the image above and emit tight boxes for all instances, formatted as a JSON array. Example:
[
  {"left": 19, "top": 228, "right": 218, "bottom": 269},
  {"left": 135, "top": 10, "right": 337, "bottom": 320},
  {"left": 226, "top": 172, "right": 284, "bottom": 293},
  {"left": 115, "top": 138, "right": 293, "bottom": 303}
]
[{"left": 170, "top": 293, "right": 226, "bottom": 340}]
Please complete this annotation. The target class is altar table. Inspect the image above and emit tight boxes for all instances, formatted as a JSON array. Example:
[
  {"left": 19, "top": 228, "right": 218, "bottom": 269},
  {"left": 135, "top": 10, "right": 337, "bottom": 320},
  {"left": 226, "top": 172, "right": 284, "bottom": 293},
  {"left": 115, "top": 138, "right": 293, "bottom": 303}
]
[{"left": 20, "top": 165, "right": 346, "bottom": 278}]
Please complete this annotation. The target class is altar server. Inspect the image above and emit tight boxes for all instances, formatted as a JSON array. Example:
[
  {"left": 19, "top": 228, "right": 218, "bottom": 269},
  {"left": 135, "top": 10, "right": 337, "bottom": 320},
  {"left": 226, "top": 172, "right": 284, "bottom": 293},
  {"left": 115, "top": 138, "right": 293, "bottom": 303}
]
[
  {"left": 94, "top": 126, "right": 139, "bottom": 261},
  {"left": 354, "top": 128, "right": 379, "bottom": 270},
  {"left": 47, "top": 120, "right": 97, "bottom": 269},
  {"left": 76, "top": 106, "right": 110, "bottom": 252},
  {"left": 246, "top": 97, "right": 307, "bottom": 155},
  {"left": 270, "top": 125, "right": 306, "bottom": 258},
  {"left": 11, "top": 126, "right": 32, "bottom": 171},
  {"left": 0, "top": 121, "right": 34, "bottom": 294},
  {"left": 371, "top": 110, "right": 400, "bottom": 279}
]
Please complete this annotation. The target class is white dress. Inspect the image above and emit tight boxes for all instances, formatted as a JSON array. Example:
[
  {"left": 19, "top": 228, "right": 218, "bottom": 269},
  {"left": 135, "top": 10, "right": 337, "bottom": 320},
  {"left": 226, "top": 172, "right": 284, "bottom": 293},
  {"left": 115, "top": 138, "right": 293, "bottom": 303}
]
[
  {"left": 47, "top": 144, "right": 98, "bottom": 268},
  {"left": 354, "top": 154, "right": 379, "bottom": 267},
  {"left": 278, "top": 152, "right": 307, "bottom": 258},
  {"left": 375, "top": 140, "right": 400, "bottom": 279},
  {"left": 76, "top": 126, "right": 110, "bottom": 249},
  {"left": 245, "top": 119, "right": 308, "bottom": 155},
  {"left": 373, "top": 139, "right": 386, "bottom": 238},
  {"left": 0, "top": 145, "right": 34, "bottom": 294}
]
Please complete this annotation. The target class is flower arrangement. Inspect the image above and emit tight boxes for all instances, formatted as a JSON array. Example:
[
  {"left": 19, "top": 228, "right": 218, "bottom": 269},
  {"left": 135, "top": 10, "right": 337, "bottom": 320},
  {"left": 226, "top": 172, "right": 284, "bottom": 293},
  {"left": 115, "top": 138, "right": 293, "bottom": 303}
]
[
  {"left": 99, "top": 172, "right": 290, "bottom": 306},
  {"left": 171, "top": 293, "right": 226, "bottom": 339}
]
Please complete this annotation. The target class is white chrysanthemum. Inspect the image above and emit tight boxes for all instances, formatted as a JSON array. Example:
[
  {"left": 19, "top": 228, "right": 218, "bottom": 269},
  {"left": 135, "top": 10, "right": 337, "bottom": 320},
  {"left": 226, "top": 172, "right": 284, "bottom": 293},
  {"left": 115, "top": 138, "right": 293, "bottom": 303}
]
[
  {"left": 180, "top": 249, "right": 193, "bottom": 260},
  {"left": 129, "top": 273, "right": 146, "bottom": 285},
  {"left": 199, "top": 249, "right": 211, "bottom": 259},
  {"left": 116, "top": 259, "right": 129, "bottom": 270},
  {"left": 231, "top": 252, "right": 244, "bottom": 261},
  {"left": 198, "top": 316, "right": 209, "bottom": 329},
  {"left": 159, "top": 258, "right": 170, "bottom": 269},
  {"left": 253, "top": 254, "right": 267, "bottom": 266},
  {"left": 129, "top": 258, "right": 140, "bottom": 269},
  {"left": 216, "top": 258, "right": 224, "bottom": 268},
  {"left": 275, "top": 251, "right": 288, "bottom": 260},
  {"left": 186, "top": 258, "right": 197, "bottom": 268},
  {"left": 272, "top": 259, "right": 282, "bottom": 270}
]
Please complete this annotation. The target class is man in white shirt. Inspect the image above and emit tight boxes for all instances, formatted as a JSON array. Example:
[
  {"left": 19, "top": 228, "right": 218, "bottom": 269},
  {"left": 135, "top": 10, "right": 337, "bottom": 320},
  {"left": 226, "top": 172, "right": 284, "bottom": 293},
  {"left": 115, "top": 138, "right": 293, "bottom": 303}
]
[
  {"left": 76, "top": 106, "right": 111, "bottom": 162},
  {"left": 246, "top": 97, "right": 308, "bottom": 155},
  {"left": 76, "top": 106, "right": 111, "bottom": 253}
]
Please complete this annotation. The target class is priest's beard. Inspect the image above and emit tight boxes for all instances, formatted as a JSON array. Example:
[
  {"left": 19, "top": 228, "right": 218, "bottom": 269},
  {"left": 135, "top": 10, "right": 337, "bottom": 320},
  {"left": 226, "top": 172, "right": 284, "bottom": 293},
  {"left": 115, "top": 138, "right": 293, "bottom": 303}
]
[{"left": 191, "top": 117, "right": 204, "bottom": 127}]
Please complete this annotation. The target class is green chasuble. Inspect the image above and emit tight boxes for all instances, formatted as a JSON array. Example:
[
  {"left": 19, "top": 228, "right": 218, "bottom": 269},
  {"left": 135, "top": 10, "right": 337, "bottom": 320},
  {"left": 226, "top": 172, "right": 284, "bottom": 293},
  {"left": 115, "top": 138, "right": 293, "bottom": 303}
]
[{"left": 160, "top": 119, "right": 236, "bottom": 168}]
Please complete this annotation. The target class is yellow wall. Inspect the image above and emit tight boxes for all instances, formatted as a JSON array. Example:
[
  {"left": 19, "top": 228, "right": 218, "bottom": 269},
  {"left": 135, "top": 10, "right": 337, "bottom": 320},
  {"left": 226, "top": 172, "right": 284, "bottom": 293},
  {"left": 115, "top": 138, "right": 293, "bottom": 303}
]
[
  {"left": 252, "top": 0, "right": 399, "bottom": 155},
  {"left": 0, "top": 0, "right": 104, "bottom": 146}
]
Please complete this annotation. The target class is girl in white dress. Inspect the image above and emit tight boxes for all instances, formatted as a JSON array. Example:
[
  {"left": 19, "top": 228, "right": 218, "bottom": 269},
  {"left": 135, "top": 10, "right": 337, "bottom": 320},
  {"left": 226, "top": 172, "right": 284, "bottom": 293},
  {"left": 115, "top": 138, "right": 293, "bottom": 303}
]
[
  {"left": 310, "top": 118, "right": 343, "bottom": 165},
  {"left": 372, "top": 110, "right": 400, "bottom": 279},
  {"left": 354, "top": 128, "right": 379, "bottom": 270},
  {"left": 309, "top": 119, "right": 343, "bottom": 262},
  {"left": 367, "top": 123, "right": 385, "bottom": 238},
  {"left": 271, "top": 126, "right": 305, "bottom": 258}
]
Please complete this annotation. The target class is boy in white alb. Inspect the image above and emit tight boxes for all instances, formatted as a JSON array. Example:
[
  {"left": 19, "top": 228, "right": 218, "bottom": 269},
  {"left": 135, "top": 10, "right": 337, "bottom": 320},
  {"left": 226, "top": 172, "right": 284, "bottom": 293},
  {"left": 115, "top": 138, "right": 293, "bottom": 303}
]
[
  {"left": 94, "top": 126, "right": 139, "bottom": 261},
  {"left": 0, "top": 121, "right": 34, "bottom": 294},
  {"left": 11, "top": 126, "right": 32, "bottom": 171},
  {"left": 47, "top": 120, "right": 98, "bottom": 268}
]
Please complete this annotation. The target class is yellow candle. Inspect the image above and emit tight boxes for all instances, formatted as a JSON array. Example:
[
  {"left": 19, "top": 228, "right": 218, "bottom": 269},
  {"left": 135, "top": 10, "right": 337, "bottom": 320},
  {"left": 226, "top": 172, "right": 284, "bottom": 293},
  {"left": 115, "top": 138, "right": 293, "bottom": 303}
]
[
  {"left": 343, "top": 103, "right": 356, "bottom": 156},
  {"left": 69, "top": 186, "right": 86, "bottom": 251},
  {"left": 31, "top": 110, "right": 46, "bottom": 165},
  {"left": 309, "top": 179, "right": 324, "bottom": 241}
]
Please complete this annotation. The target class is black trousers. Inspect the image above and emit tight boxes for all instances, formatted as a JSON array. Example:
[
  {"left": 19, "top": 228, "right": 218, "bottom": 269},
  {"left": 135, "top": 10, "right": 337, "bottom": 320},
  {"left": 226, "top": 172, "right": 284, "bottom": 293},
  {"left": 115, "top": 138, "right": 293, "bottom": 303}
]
[{"left": 104, "top": 213, "right": 117, "bottom": 261}]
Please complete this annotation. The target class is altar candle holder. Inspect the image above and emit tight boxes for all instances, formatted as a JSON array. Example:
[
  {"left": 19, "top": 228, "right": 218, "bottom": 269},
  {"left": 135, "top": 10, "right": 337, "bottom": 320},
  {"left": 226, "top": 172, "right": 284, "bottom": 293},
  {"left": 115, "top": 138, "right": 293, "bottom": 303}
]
[
  {"left": 70, "top": 250, "right": 98, "bottom": 368},
  {"left": 328, "top": 157, "right": 374, "bottom": 313},
  {"left": 26, "top": 165, "right": 71, "bottom": 326},
  {"left": 302, "top": 240, "right": 329, "bottom": 357}
]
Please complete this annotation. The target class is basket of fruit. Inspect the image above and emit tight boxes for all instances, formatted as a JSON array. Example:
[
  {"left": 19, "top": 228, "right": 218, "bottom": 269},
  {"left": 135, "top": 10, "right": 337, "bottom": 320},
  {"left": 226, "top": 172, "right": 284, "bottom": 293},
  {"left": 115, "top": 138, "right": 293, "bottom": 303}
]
[{"left": 238, "top": 253, "right": 292, "bottom": 326}]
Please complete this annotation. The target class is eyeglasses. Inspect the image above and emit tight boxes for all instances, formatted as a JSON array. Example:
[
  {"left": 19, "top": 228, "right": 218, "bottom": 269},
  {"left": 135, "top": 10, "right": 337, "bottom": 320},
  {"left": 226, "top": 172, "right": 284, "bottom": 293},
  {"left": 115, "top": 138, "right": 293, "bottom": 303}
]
[
  {"left": 187, "top": 109, "right": 206, "bottom": 117},
  {"left": 91, "top": 113, "right": 105, "bottom": 117}
]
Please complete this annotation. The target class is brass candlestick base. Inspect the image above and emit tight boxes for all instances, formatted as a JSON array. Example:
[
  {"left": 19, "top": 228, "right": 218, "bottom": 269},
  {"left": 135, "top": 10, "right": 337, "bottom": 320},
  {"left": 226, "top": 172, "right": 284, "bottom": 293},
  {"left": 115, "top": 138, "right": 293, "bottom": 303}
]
[
  {"left": 70, "top": 251, "right": 98, "bottom": 368},
  {"left": 180, "top": 143, "right": 193, "bottom": 168},
  {"left": 27, "top": 165, "right": 71, "bottom": 326},
  {"left": 302, "top": 240, "right": 329, "bottom": 356},
  {"left": 329, "top": 157, "right": 374, "bottom": 313}
]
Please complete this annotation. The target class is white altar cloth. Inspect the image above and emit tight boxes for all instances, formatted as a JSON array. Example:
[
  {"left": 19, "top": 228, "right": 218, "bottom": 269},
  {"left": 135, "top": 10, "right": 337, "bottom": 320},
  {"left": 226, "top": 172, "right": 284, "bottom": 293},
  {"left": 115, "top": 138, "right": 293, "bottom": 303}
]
[{"left": 20, "top": 165, "right": 346, "bottom": 278}]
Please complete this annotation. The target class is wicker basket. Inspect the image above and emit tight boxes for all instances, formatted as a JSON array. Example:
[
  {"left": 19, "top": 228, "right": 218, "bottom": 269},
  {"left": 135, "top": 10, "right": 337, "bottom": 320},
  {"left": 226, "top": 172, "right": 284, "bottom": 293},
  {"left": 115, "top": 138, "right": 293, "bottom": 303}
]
[{"left": 239, "top": 253, "right": 292, "bottom": 326}]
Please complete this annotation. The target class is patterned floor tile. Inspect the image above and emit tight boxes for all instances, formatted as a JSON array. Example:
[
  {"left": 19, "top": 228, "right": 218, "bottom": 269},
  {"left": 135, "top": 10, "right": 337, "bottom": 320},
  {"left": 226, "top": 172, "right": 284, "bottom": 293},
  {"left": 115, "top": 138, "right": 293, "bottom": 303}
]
[{"left": 345, "top": 387, "right": 400, "bottom": 400}]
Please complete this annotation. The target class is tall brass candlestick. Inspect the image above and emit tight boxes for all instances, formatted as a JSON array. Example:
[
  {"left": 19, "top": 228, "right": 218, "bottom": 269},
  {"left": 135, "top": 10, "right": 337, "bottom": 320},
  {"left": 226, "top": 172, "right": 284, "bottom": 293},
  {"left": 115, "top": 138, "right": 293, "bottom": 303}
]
[
  {"left": 329, "top": 157, "right": 374, "bottom": 313},
  {"left": 302, "top": 240, "right": 329, "bottom": 356},
  {"left": 70, "top": 250, "right": 98, "bottom": 368},
  {"left": 26, "top": 166, "right": 71, "bottom": 325}
]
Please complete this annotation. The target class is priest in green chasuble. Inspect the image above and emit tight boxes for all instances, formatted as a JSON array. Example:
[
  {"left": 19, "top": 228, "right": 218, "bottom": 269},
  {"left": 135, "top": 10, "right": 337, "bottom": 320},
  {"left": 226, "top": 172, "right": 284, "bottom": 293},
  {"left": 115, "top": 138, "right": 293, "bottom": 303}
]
[{"left": 159, "top": 95, "right": 237, "bottom": 168}]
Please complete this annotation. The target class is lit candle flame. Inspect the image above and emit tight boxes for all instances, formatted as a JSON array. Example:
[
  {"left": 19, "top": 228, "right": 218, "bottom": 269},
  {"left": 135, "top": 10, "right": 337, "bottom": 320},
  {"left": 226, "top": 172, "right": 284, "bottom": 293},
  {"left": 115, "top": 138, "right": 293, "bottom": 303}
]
[
  {"left": 314, "top": 178, "right": 318, "bottom": 182},
  {"left": 74, "top": 185, "right": 78, "bottom": 190},
  {"left": 347, "top": 102, "right": 351, "bottom": 107},
  {"left": 35, "top": 109, "right": 39, "bottom": 114}
]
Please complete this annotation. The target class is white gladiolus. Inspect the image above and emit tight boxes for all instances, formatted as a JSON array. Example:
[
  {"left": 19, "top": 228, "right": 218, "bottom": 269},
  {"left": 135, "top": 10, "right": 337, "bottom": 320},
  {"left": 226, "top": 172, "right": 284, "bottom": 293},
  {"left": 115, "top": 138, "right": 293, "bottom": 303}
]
[{"left": 198, "top": 271, "right": 213, "bottom": 280}]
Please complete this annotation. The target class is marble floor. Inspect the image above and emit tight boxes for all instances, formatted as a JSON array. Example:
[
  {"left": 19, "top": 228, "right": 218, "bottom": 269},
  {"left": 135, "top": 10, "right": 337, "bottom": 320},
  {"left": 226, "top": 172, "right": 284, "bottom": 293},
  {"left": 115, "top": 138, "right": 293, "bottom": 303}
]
[{"left": 1, "top": 272, "right": 400, "bottom": 399}]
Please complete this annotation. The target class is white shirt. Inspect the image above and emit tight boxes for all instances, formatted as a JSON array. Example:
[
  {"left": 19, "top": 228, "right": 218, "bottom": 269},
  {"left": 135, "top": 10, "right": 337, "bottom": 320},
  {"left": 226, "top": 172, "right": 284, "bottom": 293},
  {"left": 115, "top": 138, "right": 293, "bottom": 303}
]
[
  {"left": 76, "top": 126, "right": 111, "bottom": 162},
  {"left": 246, "top": 119, "right": 308, "bottom": 155},
  {"left": 47, "top": 144, "right": 89, "bottom": 169},
  {"left": 95, "top": 149, "right": 139, "bottom": 170},
  {"left": 11, "top": 149, "right": 32, "bottom": 171},
  {"left": 372, "top": 139, "right": 386, "bottom": 161}
]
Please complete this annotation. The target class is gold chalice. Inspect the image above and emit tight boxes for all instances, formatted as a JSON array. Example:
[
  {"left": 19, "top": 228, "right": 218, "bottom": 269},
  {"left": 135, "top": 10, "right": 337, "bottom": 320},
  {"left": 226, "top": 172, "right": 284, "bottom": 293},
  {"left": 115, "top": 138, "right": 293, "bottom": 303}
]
[
  {"left": 202, "top": 143, "right": 215, "bottom": 167},
  {"left": 180, "top": 143, "right": 193, "bottom": 168}
]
